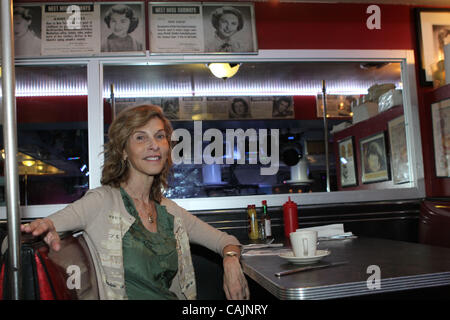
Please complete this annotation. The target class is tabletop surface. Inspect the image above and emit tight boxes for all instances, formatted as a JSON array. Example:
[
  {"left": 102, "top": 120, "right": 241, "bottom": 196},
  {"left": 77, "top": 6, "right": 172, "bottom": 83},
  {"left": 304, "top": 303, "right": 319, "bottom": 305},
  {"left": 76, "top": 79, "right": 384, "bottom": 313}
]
[{"left": 241, "top": 237, "right": 450, "bottom": 299}]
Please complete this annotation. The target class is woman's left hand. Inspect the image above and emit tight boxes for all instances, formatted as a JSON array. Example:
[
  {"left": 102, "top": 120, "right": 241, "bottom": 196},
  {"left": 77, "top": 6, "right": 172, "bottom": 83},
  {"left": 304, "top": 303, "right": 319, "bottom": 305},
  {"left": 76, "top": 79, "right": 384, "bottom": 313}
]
[{"left": 223, "top": 255, "right": 250, "bottom": 300}]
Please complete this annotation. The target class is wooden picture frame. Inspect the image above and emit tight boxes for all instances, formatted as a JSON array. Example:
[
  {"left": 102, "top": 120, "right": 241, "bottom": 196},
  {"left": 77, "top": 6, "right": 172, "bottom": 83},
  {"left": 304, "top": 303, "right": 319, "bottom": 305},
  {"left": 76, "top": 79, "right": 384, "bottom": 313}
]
[
  {"left": 338, "top": 136, "right": 357, "bottom": 187},
  {"left": 415, "top": 8, "right": 450, "bottom": 86},
  {"left": 360, "top": 132, "right": 390, "bottom": 184}
]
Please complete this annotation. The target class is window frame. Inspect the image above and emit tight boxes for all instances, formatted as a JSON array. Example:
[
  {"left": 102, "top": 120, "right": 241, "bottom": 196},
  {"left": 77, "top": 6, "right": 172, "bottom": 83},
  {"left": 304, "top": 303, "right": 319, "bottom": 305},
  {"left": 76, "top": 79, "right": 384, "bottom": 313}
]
[{"left": 1, "top": 49, "right": 422, "bottom": 218}]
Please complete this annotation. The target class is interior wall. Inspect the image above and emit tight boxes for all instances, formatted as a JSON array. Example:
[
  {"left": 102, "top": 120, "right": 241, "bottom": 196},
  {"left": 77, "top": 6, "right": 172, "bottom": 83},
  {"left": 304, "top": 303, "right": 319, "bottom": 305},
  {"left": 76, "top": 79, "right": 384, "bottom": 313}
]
[{"left": 12, "top": 1, "right": 450, "bottom": 197}]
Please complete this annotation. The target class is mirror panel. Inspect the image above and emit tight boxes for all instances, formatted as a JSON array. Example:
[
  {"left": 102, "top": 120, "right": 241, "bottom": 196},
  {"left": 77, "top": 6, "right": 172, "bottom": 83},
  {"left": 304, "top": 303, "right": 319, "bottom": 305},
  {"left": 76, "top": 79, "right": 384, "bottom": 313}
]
[{"left": 103, "top": 61, "right": 406, "bottom": 199}]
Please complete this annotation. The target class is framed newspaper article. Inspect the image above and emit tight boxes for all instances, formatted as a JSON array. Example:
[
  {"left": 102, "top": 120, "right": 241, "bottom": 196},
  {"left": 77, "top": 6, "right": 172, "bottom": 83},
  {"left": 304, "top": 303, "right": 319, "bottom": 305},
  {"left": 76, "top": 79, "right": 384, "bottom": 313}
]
[
  {"left": 18, "top": 2, "right": 146, "bottom": 57},
  {"left": 431, "top": 98, "right": 450, "bottom": 177},
  {"left": 338, "top": 136, "right": 357, "bottom": 187},
  {"left": 388, "top": 115, "right": 410, "bottom": 184},
  {"left": 148, "top": 2, "right": 258, "bottom": 54}
]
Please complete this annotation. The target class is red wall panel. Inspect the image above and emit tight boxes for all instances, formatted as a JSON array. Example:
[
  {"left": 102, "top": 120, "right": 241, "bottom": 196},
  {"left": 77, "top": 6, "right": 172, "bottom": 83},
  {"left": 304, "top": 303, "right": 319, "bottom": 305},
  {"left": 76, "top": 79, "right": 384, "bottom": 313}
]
[
  {"left": 254, "top": 3, "right": 415, "bottom": 50},
  {"left": 17, "top": 96, "right": 88, "bottom": 123}
]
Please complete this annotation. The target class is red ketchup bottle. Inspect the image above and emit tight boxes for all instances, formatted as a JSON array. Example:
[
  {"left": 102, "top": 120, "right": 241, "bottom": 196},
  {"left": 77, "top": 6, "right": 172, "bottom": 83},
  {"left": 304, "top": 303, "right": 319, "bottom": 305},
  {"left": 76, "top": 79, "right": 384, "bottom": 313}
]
[{"left": 283, "top": 196, "right": 299, "bottom": 239}]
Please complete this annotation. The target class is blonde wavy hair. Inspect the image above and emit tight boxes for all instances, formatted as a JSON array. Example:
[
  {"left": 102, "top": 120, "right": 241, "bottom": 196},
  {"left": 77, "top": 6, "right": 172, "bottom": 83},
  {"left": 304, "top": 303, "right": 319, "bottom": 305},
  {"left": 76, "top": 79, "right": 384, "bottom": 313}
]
[{"left": 101, "top": 104, "right": 173, "bottom": 203}]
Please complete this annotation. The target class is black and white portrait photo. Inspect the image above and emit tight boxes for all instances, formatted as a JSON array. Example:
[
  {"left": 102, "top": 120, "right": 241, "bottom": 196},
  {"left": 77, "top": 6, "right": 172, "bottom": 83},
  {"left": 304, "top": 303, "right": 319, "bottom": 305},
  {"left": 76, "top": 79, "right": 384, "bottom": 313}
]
[
  {"left": 360, "top": 132, "right": 389, "bottom": 183},
  {"left": 203, "top": 4, "right": 257, "bottom": 53},
  {"left": 229, "top": 98, "right": 251, "bottom": 119},
  {"left": 161, "top": 98, "right": 180, "bottom": 120},
  {"left": 13, "top": 5, "right": 42, "bottom": 57},
  {"left": 272, "top": 96, "right": 294, "bottom": 118},
  {"left": 100, "top": 3, "right": 145, "bottom": 53}
]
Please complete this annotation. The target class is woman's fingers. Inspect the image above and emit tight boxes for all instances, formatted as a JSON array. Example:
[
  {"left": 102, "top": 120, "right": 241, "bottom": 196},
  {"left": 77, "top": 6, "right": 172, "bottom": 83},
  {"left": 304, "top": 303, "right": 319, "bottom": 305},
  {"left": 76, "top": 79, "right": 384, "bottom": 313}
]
[
  {"left": 20, "top": 218, "right": 61, "bottom": 251},
  {"left": 44, "top": 231, "right": 61, "bottom": 252},
  {"left": 21, "top": 218, "right": 48, "bottom": 235},
  {"left": 244, "top": 280, "right": 250, "bottom": 299},
  {"left": 223, "top": 283, "right": 231, "bottom": 300}
]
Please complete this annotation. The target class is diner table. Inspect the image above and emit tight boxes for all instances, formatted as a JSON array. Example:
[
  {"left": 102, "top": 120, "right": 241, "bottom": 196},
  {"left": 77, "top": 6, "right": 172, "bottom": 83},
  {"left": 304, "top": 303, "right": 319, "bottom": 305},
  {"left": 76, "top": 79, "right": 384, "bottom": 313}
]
[{"left": 241, "top": 237, "right": 450, "bottom": 299}]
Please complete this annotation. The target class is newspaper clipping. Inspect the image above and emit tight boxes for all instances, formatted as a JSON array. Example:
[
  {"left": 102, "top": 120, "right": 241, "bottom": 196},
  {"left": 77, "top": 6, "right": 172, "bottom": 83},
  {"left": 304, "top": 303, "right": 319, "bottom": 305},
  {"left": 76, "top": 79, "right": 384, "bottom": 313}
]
[
  {"left": 113, "top": 96, "right": 295, "bottom": 120},
  {"left": 42, "top": 4, "right": 100, "bottom": 56},
  {"left": 149, "top": 2, "right": 257, "bottom": 54},
  {"left": 149, "top": 4, "right": 204, "bottom": 53}
]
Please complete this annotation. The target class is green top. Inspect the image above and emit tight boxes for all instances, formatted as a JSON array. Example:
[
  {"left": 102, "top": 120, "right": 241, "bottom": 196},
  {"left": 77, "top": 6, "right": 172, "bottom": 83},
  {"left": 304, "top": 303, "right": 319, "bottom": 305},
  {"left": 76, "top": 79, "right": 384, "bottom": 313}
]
[{"left": 120, "top": 188, "right": 178, "bottom": 300}]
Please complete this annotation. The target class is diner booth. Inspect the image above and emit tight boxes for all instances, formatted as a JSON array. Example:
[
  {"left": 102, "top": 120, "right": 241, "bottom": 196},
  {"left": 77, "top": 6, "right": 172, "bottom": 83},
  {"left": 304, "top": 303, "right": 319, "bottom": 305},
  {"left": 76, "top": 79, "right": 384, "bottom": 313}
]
[{"left": 1, "top": 0, "right": 450, "bottom": 300}]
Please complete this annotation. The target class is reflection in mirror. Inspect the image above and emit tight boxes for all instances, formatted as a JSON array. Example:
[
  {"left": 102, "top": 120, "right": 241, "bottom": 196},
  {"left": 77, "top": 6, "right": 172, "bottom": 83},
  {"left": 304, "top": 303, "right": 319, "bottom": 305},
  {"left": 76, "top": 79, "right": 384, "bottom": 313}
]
[{"left": 100, "top": 61, "right": 405, "bottom": 199}]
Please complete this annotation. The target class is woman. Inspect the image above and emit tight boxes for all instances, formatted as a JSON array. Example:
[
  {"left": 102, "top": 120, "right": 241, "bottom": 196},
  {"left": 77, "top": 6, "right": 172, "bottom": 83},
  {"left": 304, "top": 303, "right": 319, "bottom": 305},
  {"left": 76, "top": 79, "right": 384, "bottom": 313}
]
[
  {"left": 207, "top": 6, "right": 244, "bottom": 52},
  {"left": 21, "top": 105, "right": 249, "bottom": 300},
  {"left": 101, "top": 4, "right": 143, "bottom": 52},
  {"left": 13, "top": 7, "right": 41, "bottom": 57}
]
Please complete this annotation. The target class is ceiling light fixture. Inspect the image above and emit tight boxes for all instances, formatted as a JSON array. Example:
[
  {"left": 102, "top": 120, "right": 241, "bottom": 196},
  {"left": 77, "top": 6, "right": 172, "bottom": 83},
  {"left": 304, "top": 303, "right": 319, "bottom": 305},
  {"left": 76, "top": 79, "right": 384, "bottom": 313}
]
[{"left": 207, "top": 63, "right": 241, "bottom": 80}]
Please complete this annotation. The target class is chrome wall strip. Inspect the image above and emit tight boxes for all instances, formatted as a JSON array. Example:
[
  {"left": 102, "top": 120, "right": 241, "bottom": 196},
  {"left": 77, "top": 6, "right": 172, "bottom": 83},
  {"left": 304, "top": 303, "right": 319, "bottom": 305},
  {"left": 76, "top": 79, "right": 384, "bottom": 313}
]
[{"left": 1, "top": 0, "right": 22, "bottom": 299}]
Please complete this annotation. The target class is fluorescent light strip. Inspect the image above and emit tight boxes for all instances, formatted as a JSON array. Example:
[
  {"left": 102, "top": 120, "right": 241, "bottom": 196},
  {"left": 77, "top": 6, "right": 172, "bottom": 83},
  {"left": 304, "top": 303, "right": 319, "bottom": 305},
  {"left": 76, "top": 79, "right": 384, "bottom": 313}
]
[
  {"left": 102, "top": 88, "right": 370, "bottom": 98},
  {"left": 16, "top": 91, "right": 88, "bottom": 97},
  {"left": 10, "top": 81, "right": 402, "bottom": 98},
  {"left": 12, "top": 88, "right": 369, "bottom": 98}
]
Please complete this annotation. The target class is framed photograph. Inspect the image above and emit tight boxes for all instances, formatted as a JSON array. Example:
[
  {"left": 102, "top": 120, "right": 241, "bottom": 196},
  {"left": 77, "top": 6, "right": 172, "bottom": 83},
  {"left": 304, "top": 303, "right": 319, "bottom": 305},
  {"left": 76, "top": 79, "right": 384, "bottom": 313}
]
[
  {"left": 360, "top": 132, "right": 390, "bottom": 184},
  {"left": 149, "top": 2, "right": 258, "bottom": 54},
  {"left": 202, "top": 3, "right": 257, "bottom": 53},
  {"left": 338, "top": 137, "right": 357, "bottom": 187},
  {"left": 100, "top": 2, "right": 145, "bottom": 53},
  {"left": 415, "top": 8, "right": 450, "bottom": 86},
  {"left": 431, "top": 98, "right": 450, "bottom": 177},
  {"left": 272, "top": 96, "right": 294, "bottom": 118},
  {"left": 13, "top": 5, "right": 42, "bottom": 57},
  {"left": 388, "top": 116, "right": 410, "bottom": 184}
]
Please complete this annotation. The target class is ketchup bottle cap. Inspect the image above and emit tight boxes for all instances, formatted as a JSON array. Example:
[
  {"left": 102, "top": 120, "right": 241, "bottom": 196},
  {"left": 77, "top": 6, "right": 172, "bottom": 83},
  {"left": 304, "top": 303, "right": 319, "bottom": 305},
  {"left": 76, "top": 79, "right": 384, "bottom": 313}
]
[{"left": 284, "top": 196, "right": 297, "bottom": 206}]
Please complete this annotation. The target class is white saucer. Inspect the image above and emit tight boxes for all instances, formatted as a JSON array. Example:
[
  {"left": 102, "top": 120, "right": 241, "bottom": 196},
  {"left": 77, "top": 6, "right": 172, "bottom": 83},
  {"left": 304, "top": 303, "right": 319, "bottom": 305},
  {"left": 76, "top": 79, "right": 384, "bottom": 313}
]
[{"left": 279, "top": 250, "right": 331, "bottom": 265}]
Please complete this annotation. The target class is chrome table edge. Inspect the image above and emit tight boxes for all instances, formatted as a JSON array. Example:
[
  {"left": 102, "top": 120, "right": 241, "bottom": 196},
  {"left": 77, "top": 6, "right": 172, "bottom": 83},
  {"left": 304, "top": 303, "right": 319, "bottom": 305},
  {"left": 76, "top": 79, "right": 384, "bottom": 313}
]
[{"left": 243, "top": 264, "right": 450, "bottom": 300}]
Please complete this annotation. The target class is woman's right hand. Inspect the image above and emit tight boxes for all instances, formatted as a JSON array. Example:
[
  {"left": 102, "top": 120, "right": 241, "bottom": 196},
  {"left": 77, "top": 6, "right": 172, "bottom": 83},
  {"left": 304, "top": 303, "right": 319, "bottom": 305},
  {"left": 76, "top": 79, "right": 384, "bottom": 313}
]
[{"left": 21, "top": 218, "right": 61, "bottom": 252}]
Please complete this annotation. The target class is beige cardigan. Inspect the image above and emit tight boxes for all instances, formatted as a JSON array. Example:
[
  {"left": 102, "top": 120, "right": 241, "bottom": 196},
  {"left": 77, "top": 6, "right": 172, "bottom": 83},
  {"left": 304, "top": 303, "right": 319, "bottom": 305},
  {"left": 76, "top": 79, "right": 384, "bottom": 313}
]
[{"left": 48, "top": 186, "right": 241, "bottom": 300}]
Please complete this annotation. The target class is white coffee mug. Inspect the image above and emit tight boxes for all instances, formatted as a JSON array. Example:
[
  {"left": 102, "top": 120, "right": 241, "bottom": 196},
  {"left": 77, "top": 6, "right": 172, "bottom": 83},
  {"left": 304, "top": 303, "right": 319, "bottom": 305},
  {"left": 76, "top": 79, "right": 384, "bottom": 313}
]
[{"left": 290, "top": 230, "right": 318, "bottom": 257}]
